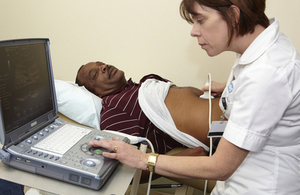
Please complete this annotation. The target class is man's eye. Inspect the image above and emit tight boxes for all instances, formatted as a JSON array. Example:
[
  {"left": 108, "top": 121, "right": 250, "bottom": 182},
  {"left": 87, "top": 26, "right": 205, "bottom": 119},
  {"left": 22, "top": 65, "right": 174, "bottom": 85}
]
[
  {"left": 94, "top": 71, "right": 98, "bottom": 79},
  {"left": 92, "top": 69, "right": 98, "bottom": 79}
]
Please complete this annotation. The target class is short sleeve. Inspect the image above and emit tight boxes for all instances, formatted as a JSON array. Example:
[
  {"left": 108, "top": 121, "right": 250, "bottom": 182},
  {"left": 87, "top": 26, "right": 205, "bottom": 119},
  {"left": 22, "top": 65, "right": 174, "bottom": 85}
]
[{"left": 223, "top": 65, "right": 292, "bottom": 152}]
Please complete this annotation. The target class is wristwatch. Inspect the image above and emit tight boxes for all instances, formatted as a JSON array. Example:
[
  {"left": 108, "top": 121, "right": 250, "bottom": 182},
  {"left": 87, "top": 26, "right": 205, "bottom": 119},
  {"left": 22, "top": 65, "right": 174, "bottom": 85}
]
[{"left": 147, "top": 153, "right": 159, "bottom": 172}]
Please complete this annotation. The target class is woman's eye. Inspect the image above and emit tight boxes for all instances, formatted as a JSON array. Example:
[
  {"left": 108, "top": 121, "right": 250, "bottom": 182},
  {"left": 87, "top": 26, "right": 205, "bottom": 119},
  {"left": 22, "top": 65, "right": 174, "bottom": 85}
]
[{"left": 197, "top": 19, "right": 203, "bottom": 24}]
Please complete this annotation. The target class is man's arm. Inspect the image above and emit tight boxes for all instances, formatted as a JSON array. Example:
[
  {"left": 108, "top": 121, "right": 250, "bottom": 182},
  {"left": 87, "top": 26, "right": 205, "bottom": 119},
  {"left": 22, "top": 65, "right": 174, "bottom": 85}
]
[{"left": 167, "top": 147, "right": 208, "bottom": 156}]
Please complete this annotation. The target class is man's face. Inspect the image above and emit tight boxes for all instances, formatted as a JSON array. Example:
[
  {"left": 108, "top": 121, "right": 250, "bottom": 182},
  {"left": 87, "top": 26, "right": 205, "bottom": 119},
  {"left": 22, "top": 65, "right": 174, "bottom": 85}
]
[{"left": 77, "top": 62, "right": 127, "bottom": 97}]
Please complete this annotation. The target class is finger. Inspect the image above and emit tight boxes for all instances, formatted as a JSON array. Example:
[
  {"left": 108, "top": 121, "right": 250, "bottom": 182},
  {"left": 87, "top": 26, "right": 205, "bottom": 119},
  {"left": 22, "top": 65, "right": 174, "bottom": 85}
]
[
  {"left": 102, "top": 151, "right": 118, "bottom": 159},
  {"left": 89, "top": 140, "right": 102, "bottom": 146},
  {"left": 112, "top": 137, "right": 119, "bottom": 141},
  {"left": 89, "top": 140, "right": 112, "bottom": 149},
  {"left": 212, "top": 92, "right": 222, "bottom": 97},
  {"left": 201, "top": 86, "right": 209, "bottom": 91}
]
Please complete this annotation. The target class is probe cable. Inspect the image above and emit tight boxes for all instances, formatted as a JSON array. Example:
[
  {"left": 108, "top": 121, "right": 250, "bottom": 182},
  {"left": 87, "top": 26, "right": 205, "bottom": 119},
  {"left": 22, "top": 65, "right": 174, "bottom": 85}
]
[
  {"left": 145, "top": 139, "right": 155, "bottom": 195},
  {"left": 203, "top": 73, "right": 213, "bottom": 195}
]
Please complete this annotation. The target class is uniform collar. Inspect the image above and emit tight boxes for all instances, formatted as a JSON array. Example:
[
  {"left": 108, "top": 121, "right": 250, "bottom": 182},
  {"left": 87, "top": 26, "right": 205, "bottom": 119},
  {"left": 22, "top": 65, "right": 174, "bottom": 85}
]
[{"left": 234, "top": 18, "right": 280, "bottom": 67}]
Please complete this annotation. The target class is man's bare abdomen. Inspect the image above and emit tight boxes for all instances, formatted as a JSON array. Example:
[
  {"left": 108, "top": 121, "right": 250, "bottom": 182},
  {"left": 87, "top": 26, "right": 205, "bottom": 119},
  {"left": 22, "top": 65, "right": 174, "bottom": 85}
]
[{"left": 165, "top": 86, "right": 223, "bottom": 146}]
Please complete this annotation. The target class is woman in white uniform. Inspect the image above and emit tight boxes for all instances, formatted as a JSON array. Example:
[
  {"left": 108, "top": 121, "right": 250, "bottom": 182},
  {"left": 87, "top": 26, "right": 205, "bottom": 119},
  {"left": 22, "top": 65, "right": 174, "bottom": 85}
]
[{"left": 89, "top": 0, "right": 300, "bottom": 194}]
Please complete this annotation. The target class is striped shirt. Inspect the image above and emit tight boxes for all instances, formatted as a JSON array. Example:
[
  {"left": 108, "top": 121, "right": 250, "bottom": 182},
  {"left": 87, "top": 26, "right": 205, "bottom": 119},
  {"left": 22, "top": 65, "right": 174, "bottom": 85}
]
[{"left": 100, "top": 74, "right": 185, "bottom": 154}]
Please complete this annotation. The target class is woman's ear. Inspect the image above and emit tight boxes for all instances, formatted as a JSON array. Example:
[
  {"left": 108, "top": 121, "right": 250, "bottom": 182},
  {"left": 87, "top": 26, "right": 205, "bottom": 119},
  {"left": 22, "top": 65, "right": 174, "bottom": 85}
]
[{"left": 229, "top": 5, "right": 240, "bottom": 28}]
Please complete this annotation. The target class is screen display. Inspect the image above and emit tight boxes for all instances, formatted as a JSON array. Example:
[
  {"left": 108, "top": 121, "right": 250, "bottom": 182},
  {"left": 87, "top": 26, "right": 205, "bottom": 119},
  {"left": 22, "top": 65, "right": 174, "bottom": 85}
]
[{"left": 0, "top": 43, "right": 53, "bottom": 134}]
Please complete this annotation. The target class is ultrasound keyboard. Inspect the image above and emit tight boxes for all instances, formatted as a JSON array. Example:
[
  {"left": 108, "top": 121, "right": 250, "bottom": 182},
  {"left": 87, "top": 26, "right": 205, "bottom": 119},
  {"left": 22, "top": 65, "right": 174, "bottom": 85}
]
[{"left": 32, "top": 124, "right": 92, "bottom": 157}]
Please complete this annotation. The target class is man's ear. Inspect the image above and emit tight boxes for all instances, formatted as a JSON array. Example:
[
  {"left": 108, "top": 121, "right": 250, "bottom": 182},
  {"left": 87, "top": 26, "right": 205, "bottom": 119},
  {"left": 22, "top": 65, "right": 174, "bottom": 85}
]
[{"left": 229, "top": 5, "right": 240, "bottom": 28}]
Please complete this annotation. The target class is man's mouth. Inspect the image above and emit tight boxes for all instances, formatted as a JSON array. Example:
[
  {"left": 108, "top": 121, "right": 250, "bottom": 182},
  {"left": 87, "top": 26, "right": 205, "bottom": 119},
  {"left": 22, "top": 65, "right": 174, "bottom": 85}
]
[{"left": 108, "top": 66, "right": 117, "bottom": 79}]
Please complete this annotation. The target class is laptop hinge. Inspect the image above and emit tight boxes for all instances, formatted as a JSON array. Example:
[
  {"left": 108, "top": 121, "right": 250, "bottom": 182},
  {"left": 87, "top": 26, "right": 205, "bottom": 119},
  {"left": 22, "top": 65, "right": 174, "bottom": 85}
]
[
  {"left": 8, "top": 116, "right": 58, "bottom": 147},
  {"left": 0, "top": 147, "right": 10, "bottom": 163}
]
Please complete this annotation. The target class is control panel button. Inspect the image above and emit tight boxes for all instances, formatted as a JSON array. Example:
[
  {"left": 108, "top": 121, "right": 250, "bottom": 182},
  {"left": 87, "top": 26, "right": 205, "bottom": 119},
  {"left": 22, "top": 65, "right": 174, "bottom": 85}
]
[
  {"left": 26, "top": 139, "right": 32, "bottom": 144},
  {"left": 94, "top": 149, "right": 103, "bottom": 155},
  {"left": 94, "top": 136, "right": 103, "bottom": 141},
  {"left": 83, "top": 160, "right": 96, "bottom": 167}
]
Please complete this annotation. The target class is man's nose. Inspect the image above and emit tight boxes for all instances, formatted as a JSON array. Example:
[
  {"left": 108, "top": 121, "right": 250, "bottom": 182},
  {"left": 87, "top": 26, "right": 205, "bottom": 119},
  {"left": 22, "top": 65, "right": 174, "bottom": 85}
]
[{"left": 101, "top": 64, "right": 108, "bottom": 73}]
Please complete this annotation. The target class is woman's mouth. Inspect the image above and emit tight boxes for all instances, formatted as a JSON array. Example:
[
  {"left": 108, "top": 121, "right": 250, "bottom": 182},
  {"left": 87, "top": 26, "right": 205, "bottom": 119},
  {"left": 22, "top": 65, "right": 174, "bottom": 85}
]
[{"left": 199, "top": 43, "right": 207, "bottom": 49}]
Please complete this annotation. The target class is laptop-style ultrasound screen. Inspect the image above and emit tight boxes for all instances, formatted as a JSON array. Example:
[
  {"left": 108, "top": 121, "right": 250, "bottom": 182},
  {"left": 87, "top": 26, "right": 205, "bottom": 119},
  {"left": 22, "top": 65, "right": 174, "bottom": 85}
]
[{"left": 0, "top": 43, "right": 53, "bottom": 134}]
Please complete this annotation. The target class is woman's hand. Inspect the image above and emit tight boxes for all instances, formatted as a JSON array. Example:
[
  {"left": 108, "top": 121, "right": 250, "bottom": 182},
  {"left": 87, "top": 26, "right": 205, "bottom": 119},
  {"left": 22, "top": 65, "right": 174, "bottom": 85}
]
[
  {"left": 201, "top": 81, "right": 226, "bottom": 97},
  {"left": 89, "top": 137, "right": 148, "bottom": 170}
]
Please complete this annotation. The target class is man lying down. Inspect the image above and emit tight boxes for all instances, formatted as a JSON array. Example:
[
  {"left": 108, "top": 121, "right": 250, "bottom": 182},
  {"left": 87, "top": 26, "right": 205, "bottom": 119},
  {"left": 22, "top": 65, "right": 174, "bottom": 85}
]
[{"left": 75, "top": 61, "right": 223, "bottom": 156}]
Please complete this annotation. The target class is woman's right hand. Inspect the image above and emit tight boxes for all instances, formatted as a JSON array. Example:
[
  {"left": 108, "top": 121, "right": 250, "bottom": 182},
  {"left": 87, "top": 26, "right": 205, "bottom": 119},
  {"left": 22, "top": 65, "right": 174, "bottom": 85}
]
[
  {"left": 89, "top": 137, "right": 148, "bottom": 170},
  {"left": 201, "top": 81, "right": 226, "bottom": 97}
]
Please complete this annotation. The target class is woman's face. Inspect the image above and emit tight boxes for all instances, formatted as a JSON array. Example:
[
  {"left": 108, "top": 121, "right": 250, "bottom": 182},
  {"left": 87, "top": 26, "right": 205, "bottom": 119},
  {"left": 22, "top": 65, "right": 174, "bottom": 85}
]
[{"left": 190, "top": 3, "right": 231, "bottom": 57}]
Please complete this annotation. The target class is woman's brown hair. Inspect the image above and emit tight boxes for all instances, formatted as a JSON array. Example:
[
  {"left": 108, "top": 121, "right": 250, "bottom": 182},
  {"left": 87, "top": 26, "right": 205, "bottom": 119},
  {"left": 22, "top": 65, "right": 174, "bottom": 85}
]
[{"left": 180, "top": 0, "right": 269, "bottom": 46}]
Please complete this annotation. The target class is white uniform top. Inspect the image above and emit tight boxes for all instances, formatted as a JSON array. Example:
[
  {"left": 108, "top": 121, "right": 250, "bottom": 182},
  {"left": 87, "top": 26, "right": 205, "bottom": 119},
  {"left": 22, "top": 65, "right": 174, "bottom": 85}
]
[{"left": 211, "top": 18, "right": 300, "bottom": 195}]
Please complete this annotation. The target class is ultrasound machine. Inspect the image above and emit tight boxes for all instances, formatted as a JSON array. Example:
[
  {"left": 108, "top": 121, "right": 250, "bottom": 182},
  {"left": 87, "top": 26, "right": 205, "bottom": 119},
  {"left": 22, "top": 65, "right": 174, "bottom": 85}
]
[{"left": 0, "top": 38, "right": 130, "bottom": 190}]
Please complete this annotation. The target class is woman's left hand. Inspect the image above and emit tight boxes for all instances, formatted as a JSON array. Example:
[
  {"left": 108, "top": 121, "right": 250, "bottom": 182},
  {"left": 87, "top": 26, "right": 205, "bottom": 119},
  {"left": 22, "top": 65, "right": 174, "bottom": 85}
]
[{"left": 89, "top": 137, "right": 148, "bottom": 170}]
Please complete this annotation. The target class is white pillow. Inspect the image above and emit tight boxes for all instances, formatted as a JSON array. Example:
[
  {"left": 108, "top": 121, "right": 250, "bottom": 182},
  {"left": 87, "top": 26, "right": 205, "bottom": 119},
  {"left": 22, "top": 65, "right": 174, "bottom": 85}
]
[{"left": 54, "top": 80, "right": 102, "bottom": 130}]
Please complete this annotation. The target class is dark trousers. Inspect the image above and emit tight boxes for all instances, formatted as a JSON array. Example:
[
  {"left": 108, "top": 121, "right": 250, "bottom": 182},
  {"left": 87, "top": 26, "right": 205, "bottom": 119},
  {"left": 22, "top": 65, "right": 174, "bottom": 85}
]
[{"left": 0, "top": 179, "right": 24, "bottom": 195}]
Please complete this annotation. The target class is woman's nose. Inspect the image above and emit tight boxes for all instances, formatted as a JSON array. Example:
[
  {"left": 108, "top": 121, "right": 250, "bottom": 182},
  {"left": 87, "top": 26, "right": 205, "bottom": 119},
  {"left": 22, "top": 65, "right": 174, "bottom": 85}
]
[{"left": 190, "top": 25, "right": 200, "bottom": 37}]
